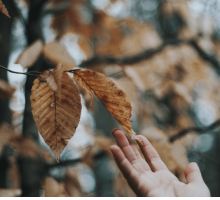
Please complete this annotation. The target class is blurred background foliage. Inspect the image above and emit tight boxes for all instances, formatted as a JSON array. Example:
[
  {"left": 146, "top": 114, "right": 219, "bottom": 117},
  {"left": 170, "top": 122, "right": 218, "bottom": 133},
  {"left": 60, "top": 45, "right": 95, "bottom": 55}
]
[{"left": 1, "top": 0, "right": 220, "bottom": 197}]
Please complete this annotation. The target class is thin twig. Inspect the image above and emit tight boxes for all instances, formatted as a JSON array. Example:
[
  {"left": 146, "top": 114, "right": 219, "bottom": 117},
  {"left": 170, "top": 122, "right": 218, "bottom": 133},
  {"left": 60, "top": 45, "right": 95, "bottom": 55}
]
[
  {"left": 169, "top": 119, "right": 220, "bottom": 142},
  {"left": 0, "top": 65, "right": 46, "bottom": 82},
  {"left": 0, "top": 65, "right": 41, "bottom": 76}
]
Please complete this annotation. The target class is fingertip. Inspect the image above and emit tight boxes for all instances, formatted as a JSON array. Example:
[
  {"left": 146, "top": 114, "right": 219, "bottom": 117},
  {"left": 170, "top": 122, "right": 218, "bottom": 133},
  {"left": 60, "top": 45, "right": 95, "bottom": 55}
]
[
  {"left": 112, "top": 128, "right": 122, "bottom": 136},
  {"left": 185, "top": 162, "right": 199, "bottom": 174},
  {"left": 112, "top": 128, "right": 124, "bottom": 137},
  {"left": 185, "top": 162, "right": 203, "bottom": 183},
  {"left": 109, "top": 144, "right": 118, "bottom": 152},
  {"left": 135, "top": 135, "right": 150, "bottom": 147}
]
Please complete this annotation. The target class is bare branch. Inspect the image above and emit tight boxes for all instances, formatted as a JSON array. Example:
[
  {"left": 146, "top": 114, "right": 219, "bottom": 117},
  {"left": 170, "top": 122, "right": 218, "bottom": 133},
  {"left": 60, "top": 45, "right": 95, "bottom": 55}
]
[
  {"left": 45, "top": 151, "right": 107, "bottom": 170},
  {"left": 79, "top": 38, "right": 191, "bottom": 68},
  {"left": 189, "top": 39, "right": 220, "bottom": 75},
  {"left": 80, "top": 37, "right": 220, "bottom": 77},
  {"left": 43, "top": 0, "right": 72, "bottom": 15},
  {"left": 169, "top": 119, "right": 220, "bottom": 142}
]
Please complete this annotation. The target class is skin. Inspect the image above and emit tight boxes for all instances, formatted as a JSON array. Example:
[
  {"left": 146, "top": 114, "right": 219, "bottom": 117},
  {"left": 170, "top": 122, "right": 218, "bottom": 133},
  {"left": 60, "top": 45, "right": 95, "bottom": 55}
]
[{"left": 109, "top": 129, "right": 210, "bottom": 197}]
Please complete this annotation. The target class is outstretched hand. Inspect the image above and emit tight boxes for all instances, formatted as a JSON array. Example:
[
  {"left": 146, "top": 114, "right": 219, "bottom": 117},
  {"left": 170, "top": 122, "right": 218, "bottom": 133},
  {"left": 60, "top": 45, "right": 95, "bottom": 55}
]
[{"left": 110, "top": 129, "right": 210, "bottom": 197}]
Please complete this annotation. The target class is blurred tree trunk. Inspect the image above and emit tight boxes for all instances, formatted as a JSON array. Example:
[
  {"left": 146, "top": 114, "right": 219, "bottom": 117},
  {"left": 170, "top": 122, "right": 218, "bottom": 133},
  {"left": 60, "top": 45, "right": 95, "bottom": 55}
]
[
  {"left": 20, "top": 0, "right": 49, "bottom": 196},
  {"left": 0, "top": 0, "right": 16, "bottom": 188},
  {"left": 22, "top": 0, "right": 49, "bottom": 141},
  {"left": 0, "top": 0, "right": 14, "bottom": 125}
]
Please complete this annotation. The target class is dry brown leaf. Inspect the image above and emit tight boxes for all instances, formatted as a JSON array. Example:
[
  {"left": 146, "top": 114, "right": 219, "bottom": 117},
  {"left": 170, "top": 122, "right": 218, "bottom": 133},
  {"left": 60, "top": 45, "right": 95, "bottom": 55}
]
[
  {"left": 31, "top": 71, "right": 82, "bottom": 162},
  {"left": 10, "top": 135, "right": 40, "bottom": 159},
  {"left": 43, "top": 42, "right": 76, "bottom": 70},
  {"left": 0, "top": 189, "right": 21, "bottom": 197},
  {"left": 15, "top": 40, "right": 44, "bottom": 69},
  {"left": 0, "top": 79, "right": 15, "bottom": 99},
  {"left": 0, "top": 0, "right": 10, "bottom": 18},
  {"left": 73, "top": 69, "right": 136, "bottom": 139},
  {"left": 65, "top": 168, "right": 83, "bottom": 197}
]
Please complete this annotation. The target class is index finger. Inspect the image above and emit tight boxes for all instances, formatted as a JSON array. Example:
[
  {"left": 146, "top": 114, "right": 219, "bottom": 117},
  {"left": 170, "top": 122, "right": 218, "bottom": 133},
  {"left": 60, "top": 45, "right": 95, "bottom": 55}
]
[{"left": 136, "top": 135, "right": 168, "bottom": 172}]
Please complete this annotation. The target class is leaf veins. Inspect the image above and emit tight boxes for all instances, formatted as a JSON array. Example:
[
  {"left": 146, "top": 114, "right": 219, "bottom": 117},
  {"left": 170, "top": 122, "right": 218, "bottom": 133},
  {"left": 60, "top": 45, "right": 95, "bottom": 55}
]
[
  {"left": 73, "top": 69, "right": 136, "bottom": 139},
  {"left": 30, "top": 68, "right": 82, "bottom": 162}
]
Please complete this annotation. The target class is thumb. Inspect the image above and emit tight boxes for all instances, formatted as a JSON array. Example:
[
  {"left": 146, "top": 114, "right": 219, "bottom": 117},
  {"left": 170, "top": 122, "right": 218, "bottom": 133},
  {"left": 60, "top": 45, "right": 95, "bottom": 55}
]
[{"left": 185, "top": 162, "right": 204, "bottom": 184}]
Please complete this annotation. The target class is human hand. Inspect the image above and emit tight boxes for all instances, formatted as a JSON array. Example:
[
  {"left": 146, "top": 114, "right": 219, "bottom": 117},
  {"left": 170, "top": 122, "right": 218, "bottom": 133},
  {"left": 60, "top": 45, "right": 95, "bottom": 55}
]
[{"left": 110, "top": 129, "right": 210, "bottom": 197}]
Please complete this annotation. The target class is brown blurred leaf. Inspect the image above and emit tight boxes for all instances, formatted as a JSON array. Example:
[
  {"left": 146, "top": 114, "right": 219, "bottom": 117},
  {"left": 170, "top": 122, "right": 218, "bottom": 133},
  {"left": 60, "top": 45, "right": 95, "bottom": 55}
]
[
  {"left": 0, "top": 0, "right": 10, "bottom": 18},
  {"left": 15, "top": 40, "right": 44, "bottom": 69},
  {"left": 73, "top": 69, "right": 136, "bottom": 139},
  {"left": 44, "top": 177, "right": 69, "bottom": 197},
  {"left": 0, "top": 189, "right": 21, "bottom": 197},
  {"left": 8, "top": 157, "right": 20, "bottom": 188},
  {"left": 31, "top": 71, "right": 82, "bottom": 162},
  {"left": 10, "top": 135, "right": 40, "bottom": 159},
  {"left": 43, "top": 42, "right": 76, "bottom": 70},
  {"left": 65, "top": 168, "right": 83, "bottom": 197},
  {"left": 0, "top": 123, "right": 14, "bottom": 155},
  {"left": 0, "top": 79, "right": 15, "bottom": 99}
]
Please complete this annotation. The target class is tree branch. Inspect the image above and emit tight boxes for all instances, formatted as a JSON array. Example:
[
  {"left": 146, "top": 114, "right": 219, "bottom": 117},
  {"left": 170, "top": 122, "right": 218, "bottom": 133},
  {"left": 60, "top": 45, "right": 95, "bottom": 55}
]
[
  {"left": 188, "top": 40, "right": 220, "bottom": 75},
  {"left": 79, "top": 37, "right": 220, "bottom": 77},
  {"left": 43, "top": 0, "right": 72, "bottom": 15},
  {"left": 80, "top": 38, "right": 191, "bottom": 68},
  {"left": 169, "top": 119, "right": 220, "bottom": 142},
  {"left": 45, "top": 151, "right": 107, "bottom": 170}
]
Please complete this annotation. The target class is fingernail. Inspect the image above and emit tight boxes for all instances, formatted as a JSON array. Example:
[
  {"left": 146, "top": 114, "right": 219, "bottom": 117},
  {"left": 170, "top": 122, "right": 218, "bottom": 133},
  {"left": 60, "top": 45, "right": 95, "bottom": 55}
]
[{"left": 112, "top": 128, "right": 121, "bottom": 136}]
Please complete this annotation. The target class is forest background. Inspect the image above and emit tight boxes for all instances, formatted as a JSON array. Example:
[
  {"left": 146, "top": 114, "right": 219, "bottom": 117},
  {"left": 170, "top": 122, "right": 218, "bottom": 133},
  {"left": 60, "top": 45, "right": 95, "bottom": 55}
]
[{"left": 0, "top": 0, "right": 220, "bottom": 197}]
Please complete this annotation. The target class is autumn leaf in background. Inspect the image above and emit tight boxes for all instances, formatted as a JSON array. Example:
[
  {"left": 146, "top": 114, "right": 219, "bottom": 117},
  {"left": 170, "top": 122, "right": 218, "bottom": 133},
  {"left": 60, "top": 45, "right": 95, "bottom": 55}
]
[
  {"left": 30, "top": 64, "right": 82, "bottom": 162},
  {"left": 0, "top": 0, "right": 10, "bottom": 18},
  {"left": 0, "top": 79, "right": 15, "bottom": 99},
  {"left": 15, "top": 40, "right": 44, "bottom": 69},
  {"left": 43, "top": 42, "right": 77, "bottom": 70}
]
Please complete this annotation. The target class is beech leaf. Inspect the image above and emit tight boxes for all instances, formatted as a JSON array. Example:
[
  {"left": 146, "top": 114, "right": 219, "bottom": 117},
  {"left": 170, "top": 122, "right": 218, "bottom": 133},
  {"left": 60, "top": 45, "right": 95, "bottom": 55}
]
[
  {"left": 15, "top": 40, "right": 44, "bottom": 69},
  {"left": 30, "top": 70, "right": 82, "bottom": 162},
  {"left": 0, "top": 0, "right": 10, "bottom": 18},
  {"left": 43, "top": 42, "right": 77, "bottom": 70},
  {"left": 73, "top": 69, "right": 137, "bottom": 139},
  {"left": 0, "top": 79, "right": 15, "bottom": 99}
]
